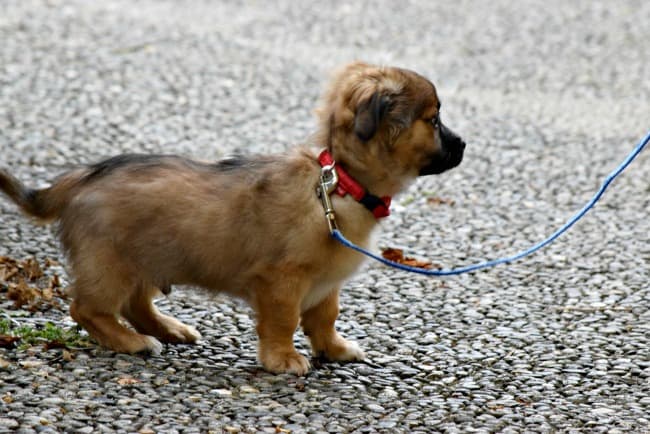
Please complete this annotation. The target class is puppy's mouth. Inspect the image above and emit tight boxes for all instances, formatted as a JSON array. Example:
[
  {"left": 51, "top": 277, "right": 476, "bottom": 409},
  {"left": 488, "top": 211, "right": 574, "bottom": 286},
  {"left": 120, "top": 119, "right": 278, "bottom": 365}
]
[
  {"left": 419, "top": 123, "right": 466, "bottom": 176},
  {"left": 418, "top": 147, "right": 464, "bottom": 176}
]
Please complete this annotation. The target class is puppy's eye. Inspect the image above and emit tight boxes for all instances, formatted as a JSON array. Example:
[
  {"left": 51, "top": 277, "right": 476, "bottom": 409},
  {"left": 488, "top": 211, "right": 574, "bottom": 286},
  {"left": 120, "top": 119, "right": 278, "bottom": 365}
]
[{"left": 430, "top": 115, "right": 440, "bottom": 129}]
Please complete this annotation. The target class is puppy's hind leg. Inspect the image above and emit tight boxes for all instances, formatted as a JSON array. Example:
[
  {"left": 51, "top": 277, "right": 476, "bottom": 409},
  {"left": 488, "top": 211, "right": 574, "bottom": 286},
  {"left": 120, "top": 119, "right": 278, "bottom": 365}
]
[
  {"left": 121, "top": 285, "right": 201, "bottom": 344},
  {"left": 70, "top": 294, "right": 163, "bottom": 355},
  {"left": 68, "top": 252, "right": 162, "bottom": 355}
]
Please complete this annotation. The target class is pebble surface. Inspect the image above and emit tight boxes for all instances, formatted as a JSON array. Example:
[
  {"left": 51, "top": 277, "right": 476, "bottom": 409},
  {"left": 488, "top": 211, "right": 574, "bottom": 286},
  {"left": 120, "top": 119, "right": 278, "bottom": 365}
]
[{"left": 1, "top": 0, "right": 649, "bottom": 432}]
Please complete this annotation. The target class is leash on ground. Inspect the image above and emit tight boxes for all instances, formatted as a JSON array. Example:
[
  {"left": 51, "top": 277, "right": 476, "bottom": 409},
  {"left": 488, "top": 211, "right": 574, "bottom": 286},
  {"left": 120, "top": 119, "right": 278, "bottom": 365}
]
[{"left": 328, "top": 130, "right": 650, "bottom": 276}]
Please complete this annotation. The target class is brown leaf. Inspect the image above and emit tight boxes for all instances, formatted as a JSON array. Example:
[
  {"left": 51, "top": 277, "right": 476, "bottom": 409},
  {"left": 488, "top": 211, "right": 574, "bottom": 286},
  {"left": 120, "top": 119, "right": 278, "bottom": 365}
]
[
  {"left": 117, "top": 376, "right": 141, "bottom": 385},
  {"left": 0, "top": 258, "right": 19, "bottom": 281},
  {"left": 0, "top": 255, "right": 15, "bottom": 265},
  {"left": 401, "top": 258, "right": 434, "bottom": 269},
  {"left": 381, "top": 248, "right": 405, "bottom": 263},
  {"left": 7, "top": 279, "right": 40, "bottom": 308},
  {"left": 22, "top": 257, "right": 44, "bottom": 281},
  {"left": 43, "top": 340, "right": 67, "bottom": 351},
  {"left": 49, "top": 275, "right": 68, "bottom": 301},
  {"left": 427, "top": 196, "right": 456, "bottom": 206},
  {"left": 62, "top": 349, "right": 75, "bottom": 362},
  {"left": 1, "top": 269, "right": 19, "bottom": 282},
  {"left": 19, "top": 359, "right": 45, "bottom": 368},
  {"left": 44, "top": 258, "right": 61, "bottom": 268},
  {"left": 381, "top": 248, "right": 435, "bottom": 270},
  {"left": 0, "top": 255, "right": 18, "bottom": 270},
  {"left": 49, "top": 274, "right": 61, "bottom": 288},
  {"left": 2, "top": 393, "right": 13, "bottom": 403},
  {"left": 42, "top": 287, "right": 53, "bottom": 301},
  {"left": 1, "top": 256, "right": 66, "bottom": 311},
  {"left": 0, "top": 335, "right": 20, "bottom": 348}
]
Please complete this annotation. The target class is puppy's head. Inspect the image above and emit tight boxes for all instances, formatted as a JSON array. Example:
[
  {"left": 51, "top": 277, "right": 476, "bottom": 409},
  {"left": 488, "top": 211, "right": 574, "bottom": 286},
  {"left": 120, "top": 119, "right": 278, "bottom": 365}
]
[{"left": 316, "top": 62, "right": 465, "bottom": 195}]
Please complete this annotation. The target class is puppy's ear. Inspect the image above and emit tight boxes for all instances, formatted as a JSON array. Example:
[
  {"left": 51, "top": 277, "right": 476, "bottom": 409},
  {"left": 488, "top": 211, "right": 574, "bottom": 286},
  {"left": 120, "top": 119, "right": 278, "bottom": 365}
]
[{"left": 354, "top": 92, "right": 391, "bottom": 142}]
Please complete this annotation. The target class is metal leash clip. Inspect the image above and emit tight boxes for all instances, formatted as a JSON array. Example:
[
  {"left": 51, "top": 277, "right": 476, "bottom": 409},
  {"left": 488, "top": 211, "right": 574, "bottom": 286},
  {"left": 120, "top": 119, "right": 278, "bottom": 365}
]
[{"left": 317, "top": 163, "right": 339, "bottom": 234}]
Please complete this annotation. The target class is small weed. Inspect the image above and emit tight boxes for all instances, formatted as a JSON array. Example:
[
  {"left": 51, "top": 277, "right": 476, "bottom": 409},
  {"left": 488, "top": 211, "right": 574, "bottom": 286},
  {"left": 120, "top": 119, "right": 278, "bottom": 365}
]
[
  {"left": 401, "top": 195, "right": 416, "bottom": 206},
  {"left": 0, "top": 318, "right": 91, "bottom": 350}
]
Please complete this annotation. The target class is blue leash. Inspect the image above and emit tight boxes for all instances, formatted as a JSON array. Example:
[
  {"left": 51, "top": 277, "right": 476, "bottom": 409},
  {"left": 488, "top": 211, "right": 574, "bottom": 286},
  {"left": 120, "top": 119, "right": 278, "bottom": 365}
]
[{"left": 331, "top": 130, "right": 650, "bottom": 276}]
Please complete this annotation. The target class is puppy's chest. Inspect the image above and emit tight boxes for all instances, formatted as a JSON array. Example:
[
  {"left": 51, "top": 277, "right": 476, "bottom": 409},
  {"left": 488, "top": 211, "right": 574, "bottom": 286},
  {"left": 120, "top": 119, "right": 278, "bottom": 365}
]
[
  {"left": 301, "top": 196, "right": 377, "bottom": 311},
  {"left": 301, "top": 240, "right": 370, "bottom": 312}
]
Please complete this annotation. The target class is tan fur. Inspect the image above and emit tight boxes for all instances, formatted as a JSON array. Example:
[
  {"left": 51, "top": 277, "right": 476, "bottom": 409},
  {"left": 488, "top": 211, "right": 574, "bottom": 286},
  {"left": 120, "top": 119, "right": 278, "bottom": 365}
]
[{"left": 0, "top": 62, "right": 464, "bottom": 374}]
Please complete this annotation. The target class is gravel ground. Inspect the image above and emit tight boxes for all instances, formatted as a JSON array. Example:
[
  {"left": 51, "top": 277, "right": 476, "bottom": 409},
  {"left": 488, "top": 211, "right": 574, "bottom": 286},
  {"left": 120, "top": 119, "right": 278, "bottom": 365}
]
[{"left": 1, "top": 0, "right": 650, "bottom": 432}]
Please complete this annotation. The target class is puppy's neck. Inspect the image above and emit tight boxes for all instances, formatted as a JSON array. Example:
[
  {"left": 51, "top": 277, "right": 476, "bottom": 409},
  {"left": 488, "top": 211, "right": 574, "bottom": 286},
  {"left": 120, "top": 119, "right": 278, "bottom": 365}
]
[
  {"left": 334, "top": 155, "right": 406, "bottom": 199},
  {"left": 315, "top": 128, "right": 410, "bottom": 198}
]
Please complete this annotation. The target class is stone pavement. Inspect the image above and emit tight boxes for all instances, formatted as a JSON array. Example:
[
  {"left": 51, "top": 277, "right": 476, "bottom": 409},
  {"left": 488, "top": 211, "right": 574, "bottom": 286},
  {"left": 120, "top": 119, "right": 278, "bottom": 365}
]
[{"left": 1, "top": 0, "right": 649, "bottom": 432}]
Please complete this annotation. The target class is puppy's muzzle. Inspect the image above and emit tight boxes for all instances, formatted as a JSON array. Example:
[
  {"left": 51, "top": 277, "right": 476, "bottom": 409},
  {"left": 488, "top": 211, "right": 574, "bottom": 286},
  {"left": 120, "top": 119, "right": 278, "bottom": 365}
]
[{"left": 419, "top": 122, "right": 466, "bottom": 176}]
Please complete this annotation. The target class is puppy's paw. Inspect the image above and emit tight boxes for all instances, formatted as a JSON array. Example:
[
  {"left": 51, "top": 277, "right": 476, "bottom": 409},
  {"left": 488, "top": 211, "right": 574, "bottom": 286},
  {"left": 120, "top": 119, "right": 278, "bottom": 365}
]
[
  {"left": 146, "top": 336, "right": 164, "bottom": 356},
  {"left": 153, "top": 316, "right": 202, "bottom": 344},
  {"left": 166, "top": 323, "right": 201, "bottom": 344},
  {"left": 261, "top": 350, "right": 311, "bottom": 375},
  {"left": 133, "top": 335, "right": 163, "bottom": 356},
  {"left": 181, "top": 324, "right": 202, "bottom": 343},
  {"left": 314, "top": 335, "right": 365, "bottom": 362},
  {"left": 332, "top": 338, "right": 365, "bottom": 362}
]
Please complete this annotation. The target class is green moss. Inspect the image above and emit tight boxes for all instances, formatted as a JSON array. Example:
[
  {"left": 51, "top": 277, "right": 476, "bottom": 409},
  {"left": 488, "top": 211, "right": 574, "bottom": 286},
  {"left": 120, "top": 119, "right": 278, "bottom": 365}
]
[
  {"left": 400, "top": 195, "right": 415, "bottom": 206},
  {"left": 0, "top": 318, "right": 91, "bottom": 349},
  {"left": 0, "top": 318, "right": 11, "bottom": 335}
]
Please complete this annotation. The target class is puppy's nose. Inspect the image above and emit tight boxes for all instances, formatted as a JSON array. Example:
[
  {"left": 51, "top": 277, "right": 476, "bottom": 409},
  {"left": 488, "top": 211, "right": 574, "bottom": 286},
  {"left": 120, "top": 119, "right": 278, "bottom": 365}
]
[
  {"left": 449, "top": 135, "right": 465, "bottom": 152},
  {"left": 440, "top": 123, "right": 465, "bottom": 152}
]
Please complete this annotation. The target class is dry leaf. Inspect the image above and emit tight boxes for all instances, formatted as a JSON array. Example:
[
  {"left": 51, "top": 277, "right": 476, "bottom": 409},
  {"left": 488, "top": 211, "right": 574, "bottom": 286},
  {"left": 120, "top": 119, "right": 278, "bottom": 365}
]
[
  {"left": 381, "top": 247, "right": 435, "bottom": 270},
  {"left": 381, "top": 248, "right": 404, "bottom": 263},
  {"left": 1, "top": 256, "right": 66, "bottom": 311},
  {"left": 42, "top": 287, "right": 53, "bottom": 301},
  {"left": 7, "top": 279, "right": 40, "bottom": 308},
  {"left": 0, "top": 256, "right": 15, "bottom": 265},
  {"left": 19, "top": 359, "right": 45, "bottom": 369},
  {"left": 62, "top": 349, "right": 75, "bottom": 362},
  {"left": 0, "top": 358, "right": 11, "bottom": 369},
  {"left": 0, "top": 256, "right": 19, "bottom": 281},
  {"left": 401, "top": 258, "right": 434, "bottom": 269},
  {"left": 1, "top": 267, "right": 19, "bottom": 281},
  {"left": 2, "top": 393, "right": 13, "bottom": 403},
  {"left": 43, "top": 340, "right": 67, "bottom": 351},
  {"left": 0, "top": 335, "right": 20, "bottom": 348},
  {"left": 117, "top": 376, "right": 141, "bottom": 385},
  {"left": 427, "top": 196, "right": 455, "bottom": 206},
  {"left": 44, "top": 258, "right": 61, "bottom": 268},
  {"left": 50, "top": 274, "right": 61, "bottom": 288},
  {"left": 22, "top": 257, "right": 43, "bottom": 281}
]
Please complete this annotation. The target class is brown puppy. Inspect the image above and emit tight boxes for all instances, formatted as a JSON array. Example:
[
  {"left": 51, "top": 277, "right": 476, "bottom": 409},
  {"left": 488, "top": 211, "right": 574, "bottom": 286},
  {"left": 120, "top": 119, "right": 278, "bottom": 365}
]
[{"left": 0, "top": 62, "right": 465, "bottom": 374}]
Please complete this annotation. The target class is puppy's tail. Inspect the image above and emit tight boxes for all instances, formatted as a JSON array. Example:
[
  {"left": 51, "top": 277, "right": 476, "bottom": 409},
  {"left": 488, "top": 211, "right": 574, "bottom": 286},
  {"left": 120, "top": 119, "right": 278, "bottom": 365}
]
[{"left": 0, "top": 168, "right": 85, "bottom": 222}]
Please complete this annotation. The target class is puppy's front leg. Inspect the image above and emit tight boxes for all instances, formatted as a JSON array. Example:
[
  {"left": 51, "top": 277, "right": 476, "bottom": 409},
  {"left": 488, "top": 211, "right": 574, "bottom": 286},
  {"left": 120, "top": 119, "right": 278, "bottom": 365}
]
[
  {"left": 255, "top": 280, "right": 310, "bottom": 375},
  {"left": 301, "top": 288, "right": 365, "bottom": 363}
]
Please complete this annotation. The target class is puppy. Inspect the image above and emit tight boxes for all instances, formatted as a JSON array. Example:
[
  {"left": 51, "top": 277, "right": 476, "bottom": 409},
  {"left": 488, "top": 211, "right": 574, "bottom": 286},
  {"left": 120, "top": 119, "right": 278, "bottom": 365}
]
[{"left": 0, "top": 62, "right": 465, "bottom": 374}]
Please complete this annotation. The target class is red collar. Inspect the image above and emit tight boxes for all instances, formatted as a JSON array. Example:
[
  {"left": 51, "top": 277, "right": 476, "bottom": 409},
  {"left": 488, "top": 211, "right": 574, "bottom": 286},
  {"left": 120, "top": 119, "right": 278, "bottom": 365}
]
[{"left": 318, "top": 150, "right": 391, "bottom": 219}]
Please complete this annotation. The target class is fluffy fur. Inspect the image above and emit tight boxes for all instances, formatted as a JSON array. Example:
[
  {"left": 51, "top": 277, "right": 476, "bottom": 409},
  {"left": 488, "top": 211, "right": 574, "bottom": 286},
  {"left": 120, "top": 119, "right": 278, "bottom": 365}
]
[{"left": 0, "top": 62, "right": 465, "bottom": 374}]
